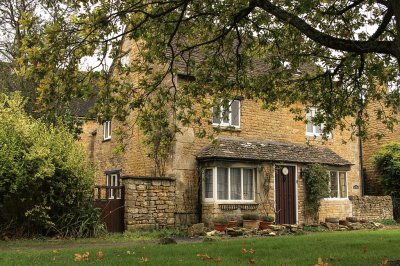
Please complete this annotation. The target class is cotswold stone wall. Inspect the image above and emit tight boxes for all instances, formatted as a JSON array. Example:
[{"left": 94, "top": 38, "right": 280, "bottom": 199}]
[
  {"left": 350, "top": 195, "right": 393, "bottom": 220},
  {"left": 122, "top": 176, "right": 176, "bottom": 230}
]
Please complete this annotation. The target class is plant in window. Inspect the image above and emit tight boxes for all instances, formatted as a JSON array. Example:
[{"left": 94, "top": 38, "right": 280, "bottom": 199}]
[{"left": 303, "top": 164, "right": 330, "bottom": 222}]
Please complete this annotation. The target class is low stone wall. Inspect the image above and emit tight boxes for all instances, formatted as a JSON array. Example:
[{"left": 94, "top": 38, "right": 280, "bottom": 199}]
[
  {"left": 122, "top": 176, "right": 176, "bottom": 230},
  {"left": 318, "top": 199, "right": 353, "bottom": 222},
  {"left": 350, "top": 195, "right": 393, "bottom": 220}
]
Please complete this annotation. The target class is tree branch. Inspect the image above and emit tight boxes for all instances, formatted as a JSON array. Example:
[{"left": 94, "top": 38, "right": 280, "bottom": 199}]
[{"left": 254, "top": 0, "right": 396, "bottom": 56}]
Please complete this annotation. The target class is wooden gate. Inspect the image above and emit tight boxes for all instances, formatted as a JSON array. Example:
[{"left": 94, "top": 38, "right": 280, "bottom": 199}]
[
  {"left": 93, "top": 185, "right": 125, "bottom": 232},
  {"left": 275, "top": 165, "right": 297, "bottom": 224}
]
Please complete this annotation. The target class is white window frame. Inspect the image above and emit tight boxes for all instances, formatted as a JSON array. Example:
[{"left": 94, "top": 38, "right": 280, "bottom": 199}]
[
  {"left": 106, "top": 173, "right": 120, "bottom": 199},
  {"left": 326, "top": 171, "right": 348, "bottom": 199},
  {"left": 103, "top": 121, "right": 112, "bottom": 140},
  {"left": 120, "top": 54, "right": 129, "bottom": 66},
  {"left": 202, "top": 167, "right": 255, "bottom": 203},
  {"left": 306, "top": 107, "right": 328, "bottom": 137},
  {"left": 212, "top": 99, "right": 241, "bottom": 128}
]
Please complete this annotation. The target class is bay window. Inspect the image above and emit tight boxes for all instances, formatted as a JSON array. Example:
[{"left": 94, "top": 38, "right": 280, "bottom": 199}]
[{"left": 203, "top": 167, "right": 255, "bottom": 201}]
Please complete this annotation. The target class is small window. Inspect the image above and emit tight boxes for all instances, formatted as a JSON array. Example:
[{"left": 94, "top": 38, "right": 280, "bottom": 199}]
[
  {"left": 204, "top": 169, "right": 213, "bottom": 198},
  {"left": 306, "top": 107, "right": 326, "bottom": 137},
  {"left": 106, "top": 173, "right": 120, "bottom": 199},
  {"left": 120, "top": 54, "right": 129, "bottom": 66},
  {"left": 212, "top": 99, "right": 240, "bottom": 128},
  {"left": 328, "top": 171, "right": 347, "bottom": 198},
  {"left": 103, "top": 121, "right": 111, "bottom": 140}
]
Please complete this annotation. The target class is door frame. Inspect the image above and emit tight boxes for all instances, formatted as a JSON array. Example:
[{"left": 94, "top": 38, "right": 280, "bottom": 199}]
[{"left": 273, "top": 164, "right": 298, "bottom": 224}]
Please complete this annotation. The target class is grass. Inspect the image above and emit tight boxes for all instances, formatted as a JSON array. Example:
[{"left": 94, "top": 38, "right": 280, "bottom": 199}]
[{"left": 0, "top": 230, "right": 399, "bottom": 265}]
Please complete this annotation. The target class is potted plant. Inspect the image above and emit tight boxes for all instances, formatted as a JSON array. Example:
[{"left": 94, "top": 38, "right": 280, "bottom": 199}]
[
  {"left": 228, "top": 219, "right": 238, "bottom": 228},
  {"left": 242, "top": 213, "right": 260, "bottom": 229},
  {"left": 259, "top": 215, "right": 274, "bottom": 230},
  {"left": 213, "top": 216, "right": 229, "bottom": 232}
]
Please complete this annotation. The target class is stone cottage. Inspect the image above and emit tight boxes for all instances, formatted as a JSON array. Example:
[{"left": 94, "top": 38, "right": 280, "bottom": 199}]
[{"left": 80, "top": 39, "right": 393, "bottom": 230}]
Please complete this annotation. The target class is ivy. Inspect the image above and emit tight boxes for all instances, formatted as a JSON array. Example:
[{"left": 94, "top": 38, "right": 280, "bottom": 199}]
[
  {"left": 304, "top": 164, "right": 330, "bottom": 221},
  {"left": 373, "top": 142, "right": 400, "bottom": 197}
]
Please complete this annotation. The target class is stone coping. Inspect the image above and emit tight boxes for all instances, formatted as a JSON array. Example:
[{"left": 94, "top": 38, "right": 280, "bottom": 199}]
[{"left": 121, "top": 175, "right": 176, "bottom": 181}]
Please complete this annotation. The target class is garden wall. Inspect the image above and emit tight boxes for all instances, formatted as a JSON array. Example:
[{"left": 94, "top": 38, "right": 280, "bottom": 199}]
[
  {"left": 122, "top": 176, "right": 176, "bottom": 230},
  {"left": 350, "top": 195, "right": 393, "bottom": 220}
]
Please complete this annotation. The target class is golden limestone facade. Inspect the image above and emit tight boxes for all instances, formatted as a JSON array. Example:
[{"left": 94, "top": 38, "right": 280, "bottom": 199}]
[{"left": 79, "top": 39, "right": 394, "bottom": 229}]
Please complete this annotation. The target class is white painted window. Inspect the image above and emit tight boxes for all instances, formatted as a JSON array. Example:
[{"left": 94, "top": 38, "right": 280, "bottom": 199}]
[
  {"left": 106, "top": 173, "right": 120, "bottom": 199},
  {"left": 306, "top": 107, "right": 324, "bottom": 136},
  {"left": 103, "top": 121, "right": 111, "bottom": 140},
  {"left": 212, "top": 99, "right": 240, "bottom": 128},
  {"left": 203, "top": 167, "right": 255, "bottom": 202},
  {"left": 120, "top": 54, "right": 129, "bottom": 66},
  {"left": 328, "top": 171, "right": 347, "bottom": 198}
]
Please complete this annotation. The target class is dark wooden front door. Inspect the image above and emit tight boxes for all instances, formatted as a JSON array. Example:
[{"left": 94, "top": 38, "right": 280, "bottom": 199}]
[{"left": 275, "top": 165, "right": 296, "bottom": 224}]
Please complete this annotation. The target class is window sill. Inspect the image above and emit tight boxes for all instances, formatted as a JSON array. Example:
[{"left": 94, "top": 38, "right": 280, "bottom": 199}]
[
  {"left": 218, "top": 203, "right": 258, "bottom": 211},
  {"left": 322, "top": 197, "right": 349, "bottom": 201},
  {"left": 212, "top": 125, "right": 241, "bottom": 132},
  {"left": 102, "top": 138, "right": 111, "bottom": 143}
]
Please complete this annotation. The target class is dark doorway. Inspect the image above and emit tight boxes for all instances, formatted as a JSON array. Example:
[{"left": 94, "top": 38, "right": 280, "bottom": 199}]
[
  {"left": 275, "top": 165, "right": 297, "bottom": 224},
  {"left": 93, "top": 185, "right": 125, "bottom": 232}
]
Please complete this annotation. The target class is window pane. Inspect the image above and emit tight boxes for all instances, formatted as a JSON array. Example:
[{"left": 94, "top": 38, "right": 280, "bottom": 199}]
[
  {"left": 306, "top": 123, "right": 313, "bottom": 133},
  {"left": 230, "top": 168, "right": 241, "bottom": 200},
  {"left": 315, "top": 124, "right": 322, "bottom": 134},
  {"left": 231, "top": 100, "right": 240, "bottom": 126},
  {"left": 217, "top": 168, "right": 229, "bottom": 200},
  {"left": 243, "top": 169, "right": 254, "bottom": 200},
  {"left": 222, "top": 107, "right": 230, "bottom": 123},
  {"left": 204, "top": 169, "right": 213, "bottom": 198},
  {"left": 339, "top": 172, "right": 347, "bottom": 198},
  {"left": 212, "top": 107, "right": 220, "bottom": 124},
  {"left": 330, "top": 172, "right": 338, "bottom": 198}
]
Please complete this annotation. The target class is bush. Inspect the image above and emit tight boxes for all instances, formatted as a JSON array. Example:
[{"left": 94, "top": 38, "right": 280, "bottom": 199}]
[
  {"left": 242, "top": 213, "right": 259, "bottom": 220},
  {"left": 213, "top": 216, "right": 228, "bottom": 225},
  {"left": 0, "top": 93, "right": 104, "bottom": 238},
  {"left": 373, "top": 142, "right": 400, "bottom": 196},
  {"left": 261, "top": 215, "right": 274, "bottom": 222}
]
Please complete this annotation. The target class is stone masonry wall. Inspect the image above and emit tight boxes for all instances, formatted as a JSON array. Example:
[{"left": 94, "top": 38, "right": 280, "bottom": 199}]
[
  {"left": 122, "top": 176, "right": 176, "bottom": 230},
  {"left": 350, "top": 195, "right": 393, "bottom": 220}
]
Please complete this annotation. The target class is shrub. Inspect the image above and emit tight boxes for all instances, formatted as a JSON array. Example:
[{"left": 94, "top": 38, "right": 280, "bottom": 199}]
[
  {"left": 261, "top": 215, "right": 274, "bottom": 222},
  {"left": 373, "top": 142, "right": 400, "bottom": 196},
  {"left": 0, "top": 93, "right": 104, "bottom": 237},
  {"left": 304, "top": 164, "right": 330, "bottom": 221},
  {"left": 242, "top": 213, "right": 259, "bottom": 220},
  {"left": 213, "top": 216, "right": 229, "bottom": 225}
]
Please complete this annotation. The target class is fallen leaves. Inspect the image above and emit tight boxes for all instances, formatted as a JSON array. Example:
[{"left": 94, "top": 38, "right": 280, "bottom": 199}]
[
  {"left": 315, "top": 256, "right": 331, "bottom": 266},
  {"left": 96, "top": 251, "right": 104, "bottom": 260},
  {"left": 197, "top": 253, "right": 212, "bottom": 260},
  {"left": 248, "top": 258, "right": 257, "bottom": 264},
  {"left": 380, "top": 259, "right": 389, "bottom": 265},
  {"left": 74, "top": 252, "right": 90, "bottom": 262},
  {"left": 363, "top": 246, "right": 369, "bottom": 253},
  {"left": 140, "top": 256, "right": 149, "bottom": 263}
]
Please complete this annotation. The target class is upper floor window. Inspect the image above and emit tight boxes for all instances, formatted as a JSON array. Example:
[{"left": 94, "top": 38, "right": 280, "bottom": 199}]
[
  {"left": 103, "top": 121, "right": 111, "bottom": 140},
  {"left": 212, "top": 99, "right": 240, "bottom": 128},
  {"left": 328, "top": 171, "right": 347, "bottom": 199},
  {"left": 306, "top": 107, "right": 325, "bottom": 137},
  {"left": 120, "top": 54, "right": 129, "bottom": 66},
  {"left": 203, "top": 167, "right": 255, "bottom": 202}
]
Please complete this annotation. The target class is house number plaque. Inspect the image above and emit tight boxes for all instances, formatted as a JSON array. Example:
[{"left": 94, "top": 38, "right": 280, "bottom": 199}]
[{"left": 282, "top": 167, "right": 289, "bottom": 175}]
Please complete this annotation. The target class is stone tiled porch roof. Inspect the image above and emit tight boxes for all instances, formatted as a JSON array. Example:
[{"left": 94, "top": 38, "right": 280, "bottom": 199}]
[{"left": 197, "top": 138, "right": 352, "bottom": 166}]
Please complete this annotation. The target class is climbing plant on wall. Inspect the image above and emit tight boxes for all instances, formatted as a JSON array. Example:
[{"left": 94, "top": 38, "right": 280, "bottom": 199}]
[{"left": 304, "top": 164, "right": 330, "bottom": 222}]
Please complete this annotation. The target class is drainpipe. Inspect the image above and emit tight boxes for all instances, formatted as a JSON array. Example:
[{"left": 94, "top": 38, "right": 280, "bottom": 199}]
[{"left": 358, "top": 109, "right": 365, "bottom": 197}]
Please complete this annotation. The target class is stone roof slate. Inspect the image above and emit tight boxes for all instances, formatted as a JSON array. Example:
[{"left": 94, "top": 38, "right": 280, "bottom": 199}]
[{"left": 197, "top": 138, "right": 352, "bottom": 166}]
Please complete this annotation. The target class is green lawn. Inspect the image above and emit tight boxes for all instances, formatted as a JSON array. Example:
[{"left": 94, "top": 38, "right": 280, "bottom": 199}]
[{"left": 1, "top": 230, "right": 399, "bottom": 265}]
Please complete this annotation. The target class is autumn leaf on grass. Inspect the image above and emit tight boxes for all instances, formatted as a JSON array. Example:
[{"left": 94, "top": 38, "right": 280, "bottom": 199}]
[
  {"left": 141, "top": 256, "right": 149, "bottom": 263},
  {"left": 82, "top": 252, "right": 90, "bottom": 260},
  {"left": 363, "top": 246, "right": 368, "bottom": 253},
  {"left": 74, "top": 253, "right": 82, "bottom": 262},
  {"left": 241, "top": 248, "right": 248, "bottom": 254},
  {"left": 214, "top": 257, "right": 223, "bottom": 263},
  {"left": 315, "top": 256, "right": 331, "bottom": 266},
  {"left": 96, "top": 251, "right": 104, "bottom": 260},
  {"left": 248, "top": 258, "right": 256, "bottom": 264},
  {"left": 380, "top": 259, "right": 389, "bottom": 265},
  {"left": 52, "top": 249, "right": 60, "bottom": 254},
  {"left": 248, "top": 249, "right": 256, "bottom": 254},
  {"left": 196, "top": 253, "right": 212, "bottom": 260}
]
